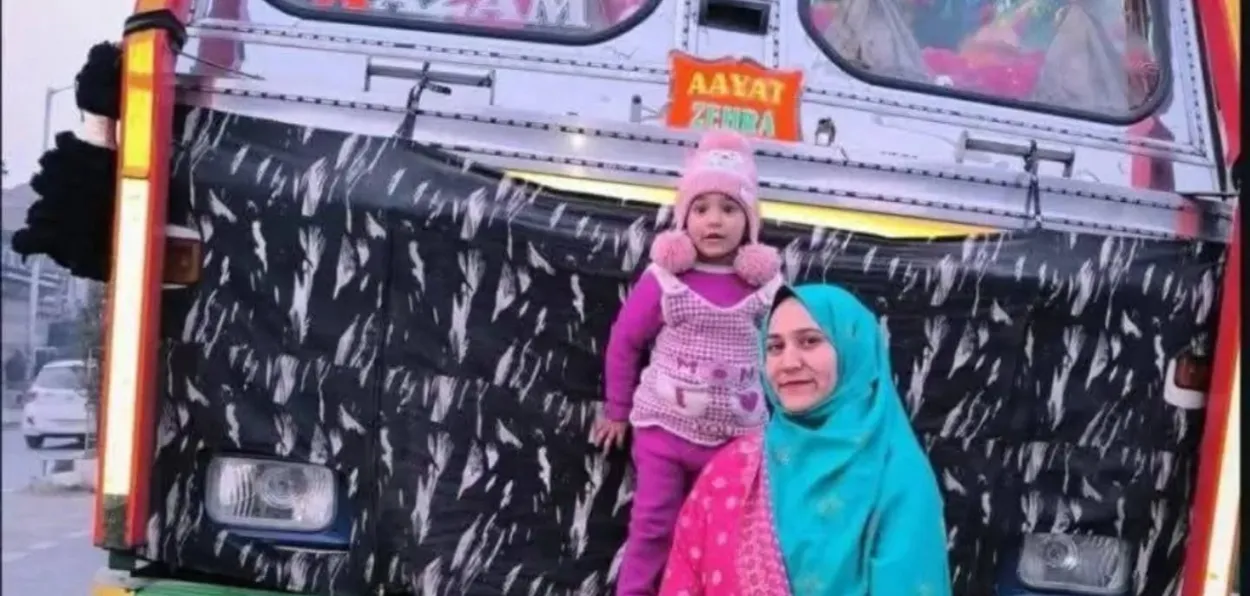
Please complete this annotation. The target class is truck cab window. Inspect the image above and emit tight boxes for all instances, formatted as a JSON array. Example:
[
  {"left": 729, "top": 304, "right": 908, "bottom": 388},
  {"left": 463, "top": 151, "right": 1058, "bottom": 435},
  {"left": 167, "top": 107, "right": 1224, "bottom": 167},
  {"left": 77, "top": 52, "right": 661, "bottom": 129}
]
[
  {"left": 267, "top": 0, "right": 656, "bottom": 41},
  {"left": 803, "top": 0, "right": 1167, "bottom": 121}
]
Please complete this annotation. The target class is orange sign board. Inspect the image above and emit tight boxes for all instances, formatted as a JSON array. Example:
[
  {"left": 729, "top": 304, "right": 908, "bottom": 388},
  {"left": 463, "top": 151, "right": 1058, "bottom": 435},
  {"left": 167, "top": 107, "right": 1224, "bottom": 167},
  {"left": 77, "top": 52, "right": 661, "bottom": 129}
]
[{"left": 666, "top": 52, "right": 804, "bottom": 142}]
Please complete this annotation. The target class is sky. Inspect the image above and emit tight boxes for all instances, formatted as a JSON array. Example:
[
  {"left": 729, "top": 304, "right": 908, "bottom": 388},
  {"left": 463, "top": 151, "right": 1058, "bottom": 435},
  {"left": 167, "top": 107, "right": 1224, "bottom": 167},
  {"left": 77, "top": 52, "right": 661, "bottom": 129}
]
[{"left": 2, "top": 0, "right": 135, "bottom": 188}]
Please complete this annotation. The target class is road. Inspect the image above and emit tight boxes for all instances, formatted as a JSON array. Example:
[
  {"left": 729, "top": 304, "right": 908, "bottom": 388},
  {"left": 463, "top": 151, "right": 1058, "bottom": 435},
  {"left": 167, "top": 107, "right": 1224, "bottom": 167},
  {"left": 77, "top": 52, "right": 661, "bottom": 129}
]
[{"left": 1, "top": 426, "right": 104, "bottom": 595}]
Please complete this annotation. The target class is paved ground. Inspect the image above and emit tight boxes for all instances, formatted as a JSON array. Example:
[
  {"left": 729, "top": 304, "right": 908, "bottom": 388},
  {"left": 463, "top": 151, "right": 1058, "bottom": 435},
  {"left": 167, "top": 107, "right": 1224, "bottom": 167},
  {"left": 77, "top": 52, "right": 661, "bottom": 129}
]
[{"left": 1, "top": 426, "right": 105, "bottom": 594}]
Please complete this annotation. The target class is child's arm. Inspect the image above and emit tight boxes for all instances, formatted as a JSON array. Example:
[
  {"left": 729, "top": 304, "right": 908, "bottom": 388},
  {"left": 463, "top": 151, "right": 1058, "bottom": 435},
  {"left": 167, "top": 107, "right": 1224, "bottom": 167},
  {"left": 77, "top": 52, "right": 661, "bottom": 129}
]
[{"left": 603, "top": 271, "right": 665, "bottom": 421}]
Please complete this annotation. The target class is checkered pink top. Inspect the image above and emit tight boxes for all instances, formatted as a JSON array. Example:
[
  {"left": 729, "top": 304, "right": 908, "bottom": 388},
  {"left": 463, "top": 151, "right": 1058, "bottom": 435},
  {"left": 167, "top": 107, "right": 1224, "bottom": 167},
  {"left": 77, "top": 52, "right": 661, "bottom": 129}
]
[{"left": 628, "top": 264, "right": 781, "bottom": 446}]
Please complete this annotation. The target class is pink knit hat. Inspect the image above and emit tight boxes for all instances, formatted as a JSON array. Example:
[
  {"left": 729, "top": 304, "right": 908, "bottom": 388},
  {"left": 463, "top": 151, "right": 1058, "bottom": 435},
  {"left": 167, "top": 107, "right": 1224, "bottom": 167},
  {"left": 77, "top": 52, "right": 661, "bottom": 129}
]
[{"left": 649, "top": 129, "right": 781, "bottom": 286}]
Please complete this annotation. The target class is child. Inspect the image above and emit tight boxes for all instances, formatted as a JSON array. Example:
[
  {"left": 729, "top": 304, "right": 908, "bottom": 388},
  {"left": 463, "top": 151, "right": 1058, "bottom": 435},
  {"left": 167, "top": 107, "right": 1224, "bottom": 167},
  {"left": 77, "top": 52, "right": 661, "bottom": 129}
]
[{"left": 589, "top": 129, "right": 783, "bottom": 596}]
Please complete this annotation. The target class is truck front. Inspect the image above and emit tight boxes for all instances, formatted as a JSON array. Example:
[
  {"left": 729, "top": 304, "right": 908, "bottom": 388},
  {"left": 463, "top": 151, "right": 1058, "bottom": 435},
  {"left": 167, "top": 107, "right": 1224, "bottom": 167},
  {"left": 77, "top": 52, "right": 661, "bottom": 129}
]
[{"left": 34, "top": 0, "right": 1236, "bottom": 594}]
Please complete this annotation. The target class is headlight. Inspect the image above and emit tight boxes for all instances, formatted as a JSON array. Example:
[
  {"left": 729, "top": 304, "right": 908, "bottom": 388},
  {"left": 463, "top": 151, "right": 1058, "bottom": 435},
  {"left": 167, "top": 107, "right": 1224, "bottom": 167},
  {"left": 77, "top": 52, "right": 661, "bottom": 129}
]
[
  {"left": 205, "top": 456, "right": 337, "bottom": 532},
  {"left": 1017, "top": 533, "right": 1131, "bottom": 595}
]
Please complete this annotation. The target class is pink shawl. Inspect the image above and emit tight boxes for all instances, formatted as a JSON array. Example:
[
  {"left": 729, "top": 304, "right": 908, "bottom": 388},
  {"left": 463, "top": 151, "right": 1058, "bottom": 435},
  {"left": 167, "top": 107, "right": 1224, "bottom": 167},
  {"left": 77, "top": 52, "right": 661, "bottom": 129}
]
[{"left": 658, "top": 433, "right": 792, "bottom": 595}]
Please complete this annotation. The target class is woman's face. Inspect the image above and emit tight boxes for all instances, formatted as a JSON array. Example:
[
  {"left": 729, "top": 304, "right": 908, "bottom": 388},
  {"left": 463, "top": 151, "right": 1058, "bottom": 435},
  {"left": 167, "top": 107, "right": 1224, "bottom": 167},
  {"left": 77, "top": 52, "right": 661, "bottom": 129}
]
[{"left": 765, "top": 298, "right": 838, "bottom": 413}]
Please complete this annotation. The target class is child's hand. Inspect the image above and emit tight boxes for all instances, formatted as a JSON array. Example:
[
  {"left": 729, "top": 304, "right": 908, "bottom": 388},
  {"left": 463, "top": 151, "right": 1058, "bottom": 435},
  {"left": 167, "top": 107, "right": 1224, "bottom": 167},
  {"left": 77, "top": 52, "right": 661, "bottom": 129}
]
[{"left": 590, "top": 417, "right": 630, "bottom": 452}]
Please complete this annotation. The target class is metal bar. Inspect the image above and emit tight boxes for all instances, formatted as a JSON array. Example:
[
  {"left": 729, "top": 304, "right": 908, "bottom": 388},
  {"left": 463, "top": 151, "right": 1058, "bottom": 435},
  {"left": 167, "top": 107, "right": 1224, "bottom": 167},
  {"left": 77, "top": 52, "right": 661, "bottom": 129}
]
[
  {"left": 959, "top": 135, "right": 1075, "bottom": 168},
  {"left": 366, "top": 57, "right": 495, "bottom": 88},
  {"left": 24, "top": 256, "right": 42, "bottom": 378},
  {"left": 25, "top": 85, "right": 76, "bottom": 378}
]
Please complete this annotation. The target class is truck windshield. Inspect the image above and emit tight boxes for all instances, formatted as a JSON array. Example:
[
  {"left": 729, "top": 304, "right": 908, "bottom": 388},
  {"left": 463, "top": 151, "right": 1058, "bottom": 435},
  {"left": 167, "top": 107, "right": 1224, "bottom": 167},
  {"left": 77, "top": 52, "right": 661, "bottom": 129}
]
[
  {"left": 801, "top": 0, "right": 1168, "bottom": 121},
  {"left": 264, "top": 0, "right": 654, "bottom": 42}
]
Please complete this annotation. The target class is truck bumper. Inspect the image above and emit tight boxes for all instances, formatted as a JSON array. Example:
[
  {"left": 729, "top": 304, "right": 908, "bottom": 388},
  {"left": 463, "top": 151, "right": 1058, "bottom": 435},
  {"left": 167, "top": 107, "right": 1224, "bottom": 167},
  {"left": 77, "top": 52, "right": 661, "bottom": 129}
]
[{"left": 92, "top": 569, "right": 292, "bottom": 596}]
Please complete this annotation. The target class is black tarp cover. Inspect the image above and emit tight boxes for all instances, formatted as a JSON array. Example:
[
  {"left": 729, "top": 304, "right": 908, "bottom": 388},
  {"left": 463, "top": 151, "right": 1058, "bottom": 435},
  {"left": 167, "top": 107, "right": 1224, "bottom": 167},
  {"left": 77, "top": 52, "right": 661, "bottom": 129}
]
[{"left": 146, "top": 107, "right": 1224, "bottom": 595}]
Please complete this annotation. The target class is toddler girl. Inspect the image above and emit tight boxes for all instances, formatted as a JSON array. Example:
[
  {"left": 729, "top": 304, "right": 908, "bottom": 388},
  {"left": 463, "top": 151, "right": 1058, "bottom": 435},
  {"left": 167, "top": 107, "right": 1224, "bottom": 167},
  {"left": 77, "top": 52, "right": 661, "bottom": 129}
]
[{"left": 589, "top": 129, "right": 783, "bottom": 596}]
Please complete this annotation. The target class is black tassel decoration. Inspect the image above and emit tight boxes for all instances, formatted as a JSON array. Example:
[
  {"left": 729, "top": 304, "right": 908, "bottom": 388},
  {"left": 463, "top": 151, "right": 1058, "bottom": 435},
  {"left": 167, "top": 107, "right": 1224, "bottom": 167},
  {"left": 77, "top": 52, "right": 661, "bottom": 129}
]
[
  {"left": 77, "top": 42, "right": 124, "bottom": 120},
  {"left": 11, "top": 132, "right": 118, "bottom": 281},
  {"left": 9, "top": 41, "right": 124, "bottom": 282}
]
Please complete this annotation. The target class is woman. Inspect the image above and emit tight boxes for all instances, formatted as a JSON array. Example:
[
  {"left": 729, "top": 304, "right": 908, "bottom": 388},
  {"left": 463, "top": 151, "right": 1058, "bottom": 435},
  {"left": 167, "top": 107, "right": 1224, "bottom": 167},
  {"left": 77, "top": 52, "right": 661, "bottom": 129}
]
[{"left": 657, "top": 283, "right": 951, "bottom": 595}]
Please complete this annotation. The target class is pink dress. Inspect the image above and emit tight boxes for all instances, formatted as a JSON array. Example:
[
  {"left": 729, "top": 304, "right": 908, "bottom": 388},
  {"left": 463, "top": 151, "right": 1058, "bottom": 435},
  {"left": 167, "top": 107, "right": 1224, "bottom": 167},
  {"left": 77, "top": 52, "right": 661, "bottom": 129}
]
[
  {"left": 658, "top": 433, "right": 792, "bottom": 596},
  {"left": 627, "top": 264, "right": 776, "bottom": 446}
]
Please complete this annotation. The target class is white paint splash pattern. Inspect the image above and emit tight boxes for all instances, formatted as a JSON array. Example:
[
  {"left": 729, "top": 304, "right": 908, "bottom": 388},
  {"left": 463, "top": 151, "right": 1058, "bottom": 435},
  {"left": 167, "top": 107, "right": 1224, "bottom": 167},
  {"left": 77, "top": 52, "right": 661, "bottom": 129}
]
[{"left": 144, "top": 108, "right": 1225, "bottom": 596}]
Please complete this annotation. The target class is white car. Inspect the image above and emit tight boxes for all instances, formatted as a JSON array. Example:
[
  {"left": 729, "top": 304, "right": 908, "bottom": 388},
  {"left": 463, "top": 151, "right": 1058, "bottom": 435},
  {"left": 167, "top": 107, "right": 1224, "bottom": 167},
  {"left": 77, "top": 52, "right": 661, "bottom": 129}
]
[{"left": 20, "top": 359, "right": 91, "bottom": 449}]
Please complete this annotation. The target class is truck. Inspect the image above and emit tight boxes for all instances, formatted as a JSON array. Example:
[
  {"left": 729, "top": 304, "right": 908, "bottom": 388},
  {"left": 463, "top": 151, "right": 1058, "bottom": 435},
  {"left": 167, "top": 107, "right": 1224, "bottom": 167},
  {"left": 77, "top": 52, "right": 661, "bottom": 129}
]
[{"left": 8, "top": 0, "right": 1238, "bottom": 593}]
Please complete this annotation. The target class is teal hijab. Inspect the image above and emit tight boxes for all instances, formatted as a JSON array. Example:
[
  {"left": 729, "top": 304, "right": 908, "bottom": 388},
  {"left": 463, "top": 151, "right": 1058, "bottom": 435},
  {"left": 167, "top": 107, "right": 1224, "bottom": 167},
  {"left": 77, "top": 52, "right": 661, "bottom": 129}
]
[{"left": 763, "top": 284, "right": 952, "bottom": 596}]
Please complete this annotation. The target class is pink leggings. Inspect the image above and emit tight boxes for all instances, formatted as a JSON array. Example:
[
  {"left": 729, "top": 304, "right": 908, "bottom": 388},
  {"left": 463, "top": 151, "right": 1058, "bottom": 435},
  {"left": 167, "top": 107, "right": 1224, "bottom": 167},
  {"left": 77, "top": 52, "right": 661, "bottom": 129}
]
[{"left": 616, "top": 427, "right": 721, "bottom": 596}]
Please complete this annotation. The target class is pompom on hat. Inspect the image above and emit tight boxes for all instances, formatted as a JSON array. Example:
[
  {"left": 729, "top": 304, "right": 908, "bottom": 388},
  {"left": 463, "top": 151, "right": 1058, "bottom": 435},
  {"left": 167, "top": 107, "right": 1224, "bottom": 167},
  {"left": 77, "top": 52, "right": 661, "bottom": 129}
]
[{"left": 649, "top": 129, "right": 781, "bottom": 286}]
